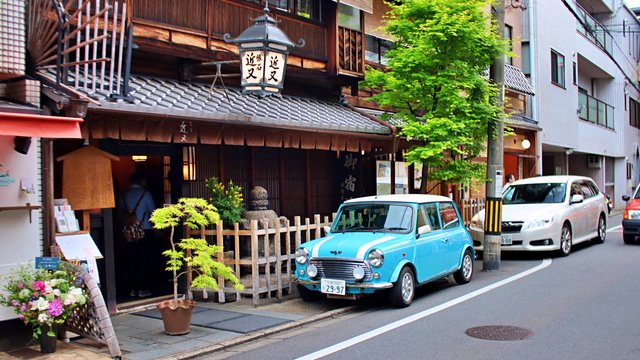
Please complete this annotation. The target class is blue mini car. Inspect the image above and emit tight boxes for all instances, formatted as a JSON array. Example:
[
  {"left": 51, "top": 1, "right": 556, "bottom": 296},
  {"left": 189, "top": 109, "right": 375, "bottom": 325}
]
[{"left": 295, "top": 194, "right": 475, "bottom": 307}]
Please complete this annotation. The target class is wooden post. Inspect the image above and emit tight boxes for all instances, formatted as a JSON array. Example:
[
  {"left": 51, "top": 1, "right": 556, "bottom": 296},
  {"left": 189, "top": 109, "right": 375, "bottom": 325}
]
[
  {"left": 261, "top": 220, "right": 271, "bottom": 299},
  {"left": 294, "top": 216, "right": 301, "bottom": 247},
  {"left": 233, "top": 222, "right": 240, "bottom": 299},
  {"left": 274, "top": 220, "right": 282, "bottom": 300},
  {"left": 216, "top": 220, "right": 225, "bottom": 303},
  {"left": 305, "top": 217, "right": 311, "bottom": 243},
  {"left": 250, "top": 220, "right": 259, "bottom": 306},
  {"left": 314, "top": 214, "right": 321, "bottom": 239},
  {"left": 284, "top": 218, "right": 292, "bottom": 293}
]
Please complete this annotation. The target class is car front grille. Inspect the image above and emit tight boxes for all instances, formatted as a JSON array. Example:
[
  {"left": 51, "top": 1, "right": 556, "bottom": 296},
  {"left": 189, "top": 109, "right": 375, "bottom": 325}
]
[
  {"left": 310, "top": 258, "right": 372, "bottom": 281},
  {"left": 502, "top": 221, "right": 524, "bottom": 233}
]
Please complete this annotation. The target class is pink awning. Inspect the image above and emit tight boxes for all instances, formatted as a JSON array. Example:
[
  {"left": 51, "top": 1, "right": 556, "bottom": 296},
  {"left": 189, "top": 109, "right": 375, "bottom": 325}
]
[{"left": 0, "top": 112, "right": 83, "bottom": 138}]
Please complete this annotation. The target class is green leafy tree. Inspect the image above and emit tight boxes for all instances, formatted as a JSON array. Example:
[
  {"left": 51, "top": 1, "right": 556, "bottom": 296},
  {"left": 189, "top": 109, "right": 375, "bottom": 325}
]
[
  {"left": 149, "top": 198, "right": 243, "bottom": 302},
  {"left": 361, "top": 0, "right": 506, "bottom": 188},
  {"left": 205, "top": 177, "right": 244, "bottom": 228}
]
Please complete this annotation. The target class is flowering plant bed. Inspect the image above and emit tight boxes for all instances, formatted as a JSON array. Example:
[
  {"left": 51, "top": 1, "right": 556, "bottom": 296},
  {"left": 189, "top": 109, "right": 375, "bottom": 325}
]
[{"left": 0, "top": 264, "right": 87, "bottom": 339}]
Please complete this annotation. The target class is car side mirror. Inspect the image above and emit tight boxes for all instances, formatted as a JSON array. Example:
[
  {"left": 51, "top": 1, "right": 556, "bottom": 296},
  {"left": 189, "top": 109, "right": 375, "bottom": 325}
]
[
  {"left": 417, "top": 225, "right": 432, "bottom": 237},
  {"left": 622, "top": 195, "right": 630, "bottom": 202},
  {"left": 323, "top": 226, "right": 331, "bottom": 235},
  {"left": 570, "top": 194, "right": 584, "bottom": 204}
]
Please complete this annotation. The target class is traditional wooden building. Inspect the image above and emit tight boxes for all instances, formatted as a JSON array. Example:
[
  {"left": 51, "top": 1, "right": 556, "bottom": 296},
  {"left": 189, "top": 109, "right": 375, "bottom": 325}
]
[{"left": 24, "top": 0, "right": 404, "bottom": 310}]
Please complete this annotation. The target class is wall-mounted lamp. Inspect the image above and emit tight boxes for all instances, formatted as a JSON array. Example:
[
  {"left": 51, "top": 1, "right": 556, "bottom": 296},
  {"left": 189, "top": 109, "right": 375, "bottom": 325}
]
[
  {"left": 182, "top": 146, "right": 196, "bottom": 181},
  {"left": 521, "top": 139, "right": 531, "bottom": 150},
  {"left": 131, "top": 155, "right": 147, "bottom": 162}
]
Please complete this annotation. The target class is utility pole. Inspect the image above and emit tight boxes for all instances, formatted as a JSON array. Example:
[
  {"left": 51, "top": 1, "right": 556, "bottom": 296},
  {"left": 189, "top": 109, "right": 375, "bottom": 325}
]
[{"left": 483, "top": 0, "right": 505, "bottom": 271}]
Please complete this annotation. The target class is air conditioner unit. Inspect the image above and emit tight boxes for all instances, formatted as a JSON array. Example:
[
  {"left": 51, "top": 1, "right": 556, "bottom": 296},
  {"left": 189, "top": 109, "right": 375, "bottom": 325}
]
[{"left": 587, "top": 155, "right": 601, "bottom": 169}]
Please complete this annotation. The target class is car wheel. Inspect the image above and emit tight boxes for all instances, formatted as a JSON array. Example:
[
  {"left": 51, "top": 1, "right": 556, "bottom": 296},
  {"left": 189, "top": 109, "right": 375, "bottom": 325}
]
[
  {"left": 453, "top": 249, "right": 473, "bottom": 284},
  {"left": 390, "top": 267, "right": 415, "bottom": 308},
  {"left": 623, "top": 234, "right": 636, "bottom": 244},
  {"left": 559, "top": 223, "right": 572, "bottom": 257},
  {"left": 298, "top": 284, "right": 321, "bottom": 302},
  {"left": 592, "top": 214, "right": 606, "bottom": 244}
]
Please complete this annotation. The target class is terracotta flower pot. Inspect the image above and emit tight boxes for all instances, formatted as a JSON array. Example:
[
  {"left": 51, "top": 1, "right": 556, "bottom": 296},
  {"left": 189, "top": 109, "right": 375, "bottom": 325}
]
[{"left": 158, "top": 299, "right": 197, "bottom": 335}]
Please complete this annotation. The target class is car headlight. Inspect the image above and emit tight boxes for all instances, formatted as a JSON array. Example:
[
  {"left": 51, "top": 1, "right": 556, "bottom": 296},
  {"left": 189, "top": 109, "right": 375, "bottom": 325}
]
[
  {"left": 353, "top": 266, "right": 365, "bottom": 280},
  {"left": 523, "top": 216, "right": 553, "bottom": 231},
  {"left": 470, "top": 214, "right": 483, "bottom": 230},
  {"left": 367, "top": 249, "right": 384, "bottom": 267},
  {"left": 306, "top": 264, "right": 318, "bottom": 278},
  {"left": 295, "top": 247, "right": 309, "bottom": 264},
  {"left": 627, "top": 210, "right": 640, "bottom": 220}
]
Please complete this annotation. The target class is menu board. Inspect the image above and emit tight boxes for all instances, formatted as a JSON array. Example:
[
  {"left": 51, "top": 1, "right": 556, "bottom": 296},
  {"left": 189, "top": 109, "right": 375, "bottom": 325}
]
[{"left": 55, "top": 233, "right": 103, "bottom": 260}]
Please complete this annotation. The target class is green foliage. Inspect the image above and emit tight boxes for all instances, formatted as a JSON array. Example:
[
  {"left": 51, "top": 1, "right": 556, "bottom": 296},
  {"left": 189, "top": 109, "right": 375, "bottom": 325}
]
[
  {"left": 150, "top": 198, "right": 243, "bottom": 302},
  {"left": 361, "top": 0, "right": 507, "bottom": 185},
  {"left": 205, "top": 177, "right": 244, "bottom": 228}
]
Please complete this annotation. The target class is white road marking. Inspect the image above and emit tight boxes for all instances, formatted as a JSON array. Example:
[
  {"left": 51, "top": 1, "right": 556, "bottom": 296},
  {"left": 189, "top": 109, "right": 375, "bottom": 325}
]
[
  {"left": 296, "top": 258, "right": 553, "bottom": 360},
  {"left": 607, "top": 225, "right": 621, "bottom": 232}
]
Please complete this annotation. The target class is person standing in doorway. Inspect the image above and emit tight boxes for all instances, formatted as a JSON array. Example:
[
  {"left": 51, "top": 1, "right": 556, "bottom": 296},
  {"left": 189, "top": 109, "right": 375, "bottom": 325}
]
[{"left": 118, "top": 172, "right": 156, "bottom": 298}]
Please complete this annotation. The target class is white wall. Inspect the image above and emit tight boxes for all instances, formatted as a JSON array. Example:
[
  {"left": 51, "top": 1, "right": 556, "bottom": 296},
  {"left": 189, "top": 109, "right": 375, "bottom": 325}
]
[{"left": 0, "top": 136, "right": 42, "bottom": 321}]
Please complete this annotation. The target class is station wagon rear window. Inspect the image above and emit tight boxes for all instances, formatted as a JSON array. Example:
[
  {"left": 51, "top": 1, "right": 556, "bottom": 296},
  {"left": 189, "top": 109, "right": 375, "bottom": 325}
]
[
  {"left": 332, "top": 203, "right": 414, "bottom": 233},
  {"left": 503, "top": 183, "right": 567, "bottom": 204}
]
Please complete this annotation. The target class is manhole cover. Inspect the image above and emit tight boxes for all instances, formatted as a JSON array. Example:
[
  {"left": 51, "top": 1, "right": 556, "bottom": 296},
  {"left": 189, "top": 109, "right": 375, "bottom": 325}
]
[{"left": 465, "top": 325, "right": 533, "bottom": 341}]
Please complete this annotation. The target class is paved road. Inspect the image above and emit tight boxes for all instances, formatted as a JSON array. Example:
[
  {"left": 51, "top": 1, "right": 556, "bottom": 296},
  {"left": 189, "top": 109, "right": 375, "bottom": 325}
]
[{"left": 203, "top": 214, "right": 640, "bottom": 360}]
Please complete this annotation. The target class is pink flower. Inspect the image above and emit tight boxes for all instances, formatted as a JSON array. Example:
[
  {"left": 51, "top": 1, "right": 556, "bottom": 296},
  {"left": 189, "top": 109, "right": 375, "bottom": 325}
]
[
  {"left": 47, "top": 299, "right": 63, "bottom": 317},
  {"left": 16, "top": 281, "right": 23, "bottom": 289},
  {"left": 11, "top": 300, "right": 19, "bottom": 307},
  {"left": 32, "top": 281, "right": 45, "bottom": 292}
]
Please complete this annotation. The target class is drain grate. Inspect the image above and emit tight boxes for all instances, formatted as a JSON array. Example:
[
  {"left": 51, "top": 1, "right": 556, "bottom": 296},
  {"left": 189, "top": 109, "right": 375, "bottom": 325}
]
[{"left": 465, "top": 325, "right": 533, "bottom": 341}]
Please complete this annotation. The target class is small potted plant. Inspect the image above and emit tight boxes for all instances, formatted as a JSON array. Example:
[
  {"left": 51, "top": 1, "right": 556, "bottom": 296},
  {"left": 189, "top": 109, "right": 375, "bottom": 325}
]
[
  {"left": 149, "top": 198, "right": 243, "bottom": 335},
  {"left": 0, "top": 264, "right": 88, "bottom": 353},
  {"left": 205, "top": 177, "right": 244, "bottom": 229}
]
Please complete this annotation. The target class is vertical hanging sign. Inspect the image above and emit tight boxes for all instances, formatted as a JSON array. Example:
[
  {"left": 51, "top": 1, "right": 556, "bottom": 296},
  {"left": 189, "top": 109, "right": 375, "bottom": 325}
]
[{"left": 339, "top": 152, "right": 359, "bottom": 202}]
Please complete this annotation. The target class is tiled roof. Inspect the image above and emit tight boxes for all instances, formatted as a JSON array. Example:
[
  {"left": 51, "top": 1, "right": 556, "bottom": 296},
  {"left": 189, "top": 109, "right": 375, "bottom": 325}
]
[
  {"left": 75, "top": 75, "right": 392, "bottom": 136},
  {"left": 504, "top": 64, "right": 534, "bottom": 95},
  {"left": 506, "top": 113, "right": 540, "bottom": 130}
]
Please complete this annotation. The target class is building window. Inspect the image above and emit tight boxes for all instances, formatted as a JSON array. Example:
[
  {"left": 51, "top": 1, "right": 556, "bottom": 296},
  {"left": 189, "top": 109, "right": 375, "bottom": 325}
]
[
  {"left": 338, "top": 3, "right": 361, "bottom": 31},
  {"left": 365, "top": 35, "right": 392, "bottom": 65},
  {"left": 551, "top": 49, "right": 565, "bottom": 88},
  {"left": 630, "top": 97, "right": 640, "bottom": 129},
  {"left": 248, "top": 0, "right": 321, "bottom": 21},
  {"left": 522, "top": 42, "right": 530, "bottom": 75},
  {"left": 572, "top": 61, "right": 577, "bottom": 85},
  {"left": 504, "top": 24, "right": 513, "bottom": 65}
]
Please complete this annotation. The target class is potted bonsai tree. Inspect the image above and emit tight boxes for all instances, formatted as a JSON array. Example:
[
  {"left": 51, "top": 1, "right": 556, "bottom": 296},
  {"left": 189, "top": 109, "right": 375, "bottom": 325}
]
[{"left": 149, "top": 198, "right": 243, "bottom": 335}]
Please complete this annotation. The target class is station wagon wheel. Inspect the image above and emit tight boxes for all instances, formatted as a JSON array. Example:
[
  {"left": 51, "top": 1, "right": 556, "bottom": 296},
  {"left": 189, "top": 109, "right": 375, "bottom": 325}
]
[
  {"left": 453, "top": 249, "right": 473, "bottom": 284},
  {"left": 559, "top": 223, "right": 572, "bottom": 257},
  {"left": 390, "top": 267, "right": 415, "bottom": 308},
  {"left": 593, "top": 214, "right": 606, "bottom": 244}
]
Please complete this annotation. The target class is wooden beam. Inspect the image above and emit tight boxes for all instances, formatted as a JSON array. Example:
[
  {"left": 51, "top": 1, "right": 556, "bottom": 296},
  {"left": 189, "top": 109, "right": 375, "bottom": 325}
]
[{"left": 305, "top": 151, "right": 312, "bottom": 218}]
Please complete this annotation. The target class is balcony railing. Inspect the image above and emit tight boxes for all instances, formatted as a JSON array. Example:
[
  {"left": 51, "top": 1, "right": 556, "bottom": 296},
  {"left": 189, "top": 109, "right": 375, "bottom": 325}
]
[
  {"left": 338, "top": 26, "right": 364, "bottom": 75},
  {"left": 578, "top": 92, "right": 614, "bottom": 129},
  {"left": 575, "top": 4, "right": 613, "bottom": 56}
]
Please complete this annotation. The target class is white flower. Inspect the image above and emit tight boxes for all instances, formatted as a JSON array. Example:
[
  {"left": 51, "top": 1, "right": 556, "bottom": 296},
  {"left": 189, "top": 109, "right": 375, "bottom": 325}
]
[
  {"left": 37, "top": 313, "right": 50, "bottom": 323},
  {"left": 44, "top": 285, "right": 53, "bottom": 294},
  {"left": 31, "top": 297, "right": 49, "bottom": 311},
  {"left": 69, "top": 287, "right": 86, "bottom": 305},
  {"left": 52, "top": 289, "right": 61, "bottom": 297},
  {"left": 48, "top": 279, "right": 58, "bottom": 287},
  {"left": 63, "top": 294, "right": 75, "bottom": 306}
]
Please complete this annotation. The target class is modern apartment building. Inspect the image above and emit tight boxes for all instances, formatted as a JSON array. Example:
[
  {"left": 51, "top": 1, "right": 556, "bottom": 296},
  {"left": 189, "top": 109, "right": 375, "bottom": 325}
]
[{"left": 525, "top": 0, "right": 640, "bottom": 209}]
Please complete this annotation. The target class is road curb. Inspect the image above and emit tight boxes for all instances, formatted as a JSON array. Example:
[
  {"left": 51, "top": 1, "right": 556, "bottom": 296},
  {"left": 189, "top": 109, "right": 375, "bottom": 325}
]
[{"left": 155, "top": 304, "right": 359, "bottom": 360}]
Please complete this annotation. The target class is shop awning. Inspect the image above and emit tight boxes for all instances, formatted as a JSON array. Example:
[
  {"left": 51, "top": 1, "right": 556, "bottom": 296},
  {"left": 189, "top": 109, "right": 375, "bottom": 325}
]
[{"left": 0, "top": 111, "right": 83, "bottom": 138}]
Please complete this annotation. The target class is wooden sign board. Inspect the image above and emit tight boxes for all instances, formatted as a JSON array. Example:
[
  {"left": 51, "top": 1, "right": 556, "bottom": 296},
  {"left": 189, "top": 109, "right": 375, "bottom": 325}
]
[{"left": 57, "top": 146, "right": 119, "bottom": 210}]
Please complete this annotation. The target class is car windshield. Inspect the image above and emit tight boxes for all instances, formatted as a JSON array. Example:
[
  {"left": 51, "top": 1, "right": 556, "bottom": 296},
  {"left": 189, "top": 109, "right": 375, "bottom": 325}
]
[
  {"left": 503, "top": 183, "right": 567, "bottom": 204},
  {"left": 332, "top": 203, "right": 414, "bottom": 233}
]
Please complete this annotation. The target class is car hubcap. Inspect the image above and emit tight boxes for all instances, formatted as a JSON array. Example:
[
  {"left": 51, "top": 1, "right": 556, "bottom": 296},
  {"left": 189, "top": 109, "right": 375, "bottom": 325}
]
[
  {"left": 462, "top": 254, "right": 473, "bottom": 280},
  {"left": 562, "top": 227, "right": 571, "bottom": 253},
  {"left": 401, "top": 272, "right": 414, "bottom": 302},
  {"left": 599, "top": 218, "right": 606, "bottom": 240}
]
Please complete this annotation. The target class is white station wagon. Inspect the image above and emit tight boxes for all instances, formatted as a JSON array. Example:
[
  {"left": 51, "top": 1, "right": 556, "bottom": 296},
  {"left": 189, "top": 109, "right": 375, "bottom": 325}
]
[{"left": 469, "top": 175, "right": 608, "bottom": 256}]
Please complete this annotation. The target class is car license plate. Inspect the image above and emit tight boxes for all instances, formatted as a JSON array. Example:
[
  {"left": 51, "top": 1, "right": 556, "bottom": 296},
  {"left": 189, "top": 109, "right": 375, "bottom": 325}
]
[
  {"left": 501, "top": 234, "right": 513, "bottom": 245},
  {"left": 321, "top": 278, "right": 346, "bottom": 296}
]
